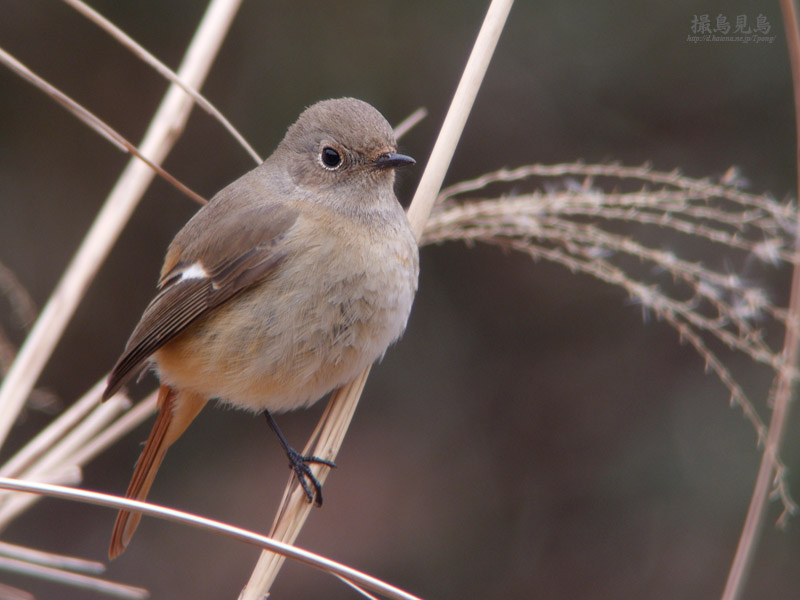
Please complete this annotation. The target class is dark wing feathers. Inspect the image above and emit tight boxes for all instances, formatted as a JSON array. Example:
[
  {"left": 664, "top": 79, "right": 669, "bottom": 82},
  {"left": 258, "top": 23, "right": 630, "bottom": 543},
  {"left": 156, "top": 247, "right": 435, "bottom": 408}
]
[{"left": 103, "top": 201, "right": 299, "bottom": 400}]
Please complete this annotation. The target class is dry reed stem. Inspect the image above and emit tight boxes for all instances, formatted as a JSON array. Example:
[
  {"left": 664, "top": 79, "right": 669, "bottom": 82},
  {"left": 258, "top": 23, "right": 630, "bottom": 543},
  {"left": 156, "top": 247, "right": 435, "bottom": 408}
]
[
  {"left": 0, "top": 541, "right": 149, "bottom": 598},
  {"left": 0, "top": 378, "right": 155, "bottom": 595},
  {"left": 0, "top": 478, "right": 423, "bottom": 600},
  {"left": 0, "top": 394, "right": 130, "bottom": 529},
  {"left": 241, "top": 369, "right": 370, "bottom": 598},
  {"left": 0, "top": 0, "right": 242, "bottom": 450},
  {"left": 0, "top": 555, "right": 148, "bottom": 599},
  {"left": 720, "top": 2, "right": 800, "bottom": 599},
  {"left": 66, "top": 393, "right": 158, "bottom": 470},
  {"left": 0, "top": 541, "right": 103, "bottom": 574},
  {"left": 240, "top": 1, "right": 515, "bottom": 597},
  {"left": 494, "top": 236, "right": 768, "bottom": 439},
  {"left": 424, "top": 160, "right": 800, "bottom": 445},
  {"left": 405, "top": 1, "right": 514, "bottom": 239},
  {"left": 0, "top": 380, "right": 107, "bottom": 478},
  {"left": 0, "top": 46, "right": 206, "bottom": 205},
  {"left": 60, "top": 0, "right": 262, "bottom": 165},
  {"left": 392, "top": 107, "right": 428, "bottom": 142}
]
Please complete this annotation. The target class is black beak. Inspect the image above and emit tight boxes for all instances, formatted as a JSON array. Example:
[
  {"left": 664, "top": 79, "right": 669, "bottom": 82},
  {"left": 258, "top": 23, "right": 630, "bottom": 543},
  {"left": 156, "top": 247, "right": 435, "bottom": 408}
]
[{"left": 374, "top": 152, "right": 416, "bottom": 170}]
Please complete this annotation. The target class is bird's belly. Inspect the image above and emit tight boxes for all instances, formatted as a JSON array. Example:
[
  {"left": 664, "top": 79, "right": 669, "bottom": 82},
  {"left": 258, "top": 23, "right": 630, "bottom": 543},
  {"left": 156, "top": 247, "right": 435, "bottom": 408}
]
[{"left": 154, "top": 249, "right": 416, "bottom": 413}]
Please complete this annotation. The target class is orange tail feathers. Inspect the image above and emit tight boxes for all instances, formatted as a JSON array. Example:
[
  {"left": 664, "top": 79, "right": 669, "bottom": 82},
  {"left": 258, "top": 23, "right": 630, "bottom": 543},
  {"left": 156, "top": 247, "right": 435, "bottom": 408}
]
[{"left": 109, "top": 385, "right": 206, "bottom": 559}]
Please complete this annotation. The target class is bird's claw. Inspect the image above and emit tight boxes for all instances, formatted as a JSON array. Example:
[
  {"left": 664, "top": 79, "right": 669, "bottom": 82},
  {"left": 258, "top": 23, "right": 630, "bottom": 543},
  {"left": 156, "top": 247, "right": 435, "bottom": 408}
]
[{"left": 285, "top": 447, "right": 336, "bottom": 506}]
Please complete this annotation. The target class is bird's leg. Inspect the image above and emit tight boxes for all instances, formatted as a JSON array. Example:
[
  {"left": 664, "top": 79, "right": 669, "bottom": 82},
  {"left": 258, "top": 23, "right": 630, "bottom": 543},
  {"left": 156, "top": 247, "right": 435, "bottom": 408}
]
[{"left": 263, "top": 410, "right": 336, "bottom": 506}]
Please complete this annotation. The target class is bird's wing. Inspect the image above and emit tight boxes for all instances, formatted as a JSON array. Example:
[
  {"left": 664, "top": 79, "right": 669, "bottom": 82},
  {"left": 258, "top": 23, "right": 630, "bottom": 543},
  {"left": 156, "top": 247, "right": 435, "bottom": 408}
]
[{"left": 103, "top": 201, "right": 299, "bottom": 400}]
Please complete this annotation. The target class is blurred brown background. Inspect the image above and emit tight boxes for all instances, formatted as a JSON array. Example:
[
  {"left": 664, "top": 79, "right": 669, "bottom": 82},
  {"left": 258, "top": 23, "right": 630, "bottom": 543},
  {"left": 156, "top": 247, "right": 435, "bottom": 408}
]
[{"left": 1, "top": 1, "right": 799, "bottom": 598}]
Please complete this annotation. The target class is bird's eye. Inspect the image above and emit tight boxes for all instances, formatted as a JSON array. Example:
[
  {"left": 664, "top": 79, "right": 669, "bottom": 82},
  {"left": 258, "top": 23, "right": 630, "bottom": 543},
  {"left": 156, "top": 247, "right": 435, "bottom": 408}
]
[{"left": 320, "top": 146, "right": 342, "bottom": 169}]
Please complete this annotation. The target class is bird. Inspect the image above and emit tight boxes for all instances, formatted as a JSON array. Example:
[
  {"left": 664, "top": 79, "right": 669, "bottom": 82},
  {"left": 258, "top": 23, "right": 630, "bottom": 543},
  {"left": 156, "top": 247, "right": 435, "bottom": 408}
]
[{"left": 103, "top": 97, "right": 419, "bottom": 559}]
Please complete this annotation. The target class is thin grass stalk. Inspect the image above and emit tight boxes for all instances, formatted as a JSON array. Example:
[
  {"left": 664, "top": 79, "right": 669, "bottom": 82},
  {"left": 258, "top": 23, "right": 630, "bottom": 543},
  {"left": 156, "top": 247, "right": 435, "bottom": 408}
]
[
  {"left": 0, "top": 380, "right": 107, "bottom": 478},
  {"left": 0, "top": 395, "right": 130, "bottom": 529},
  {"left": 392, "top": 108, "right": 428, "bottom": 141},
  {"left": 335, "top": 574, "right": 382, "bottom": 600},
  {"left": 60, "top": 0, "right": 261, "bottom": 165},
  {"left": 239, "top": 1, "right": 514, "bottom": 597},
  {"left": 0, "top": 385, "right": 155, "bottom": 532},
  {"left": 0, "top": 46, "right": 206, "bottom": 205},
  {"left": 438, "top": 162, "right": 792, "bottom": 221},
  {"left": 0, "top": 542, "right": 103, "bottom": 574},
  {"left": 66, "top": 393, "right": 158, "bottom": 469},
  {"left": 0, "top": 0, "right": 242, "bottom": 449},
  {"left": 406, "top": 0, "right": 514, "bottom": 238},
  {"left": 720, "top": 2, "right": 800, "bottom": 599},
  {"left": 440, "top": 227, "right": 767, "bottom": 438},
  {"left": 241, "top": 369, "right": 370, "bottom": 598},
  {"left": 0, "top": 390, "right": 155, "bottom": 598},
  {"left": 0, "top": 556, "right": 148, "bottom": 599},
  {"left": 0, "top": 478, "right": 423, "bottom": 600}
]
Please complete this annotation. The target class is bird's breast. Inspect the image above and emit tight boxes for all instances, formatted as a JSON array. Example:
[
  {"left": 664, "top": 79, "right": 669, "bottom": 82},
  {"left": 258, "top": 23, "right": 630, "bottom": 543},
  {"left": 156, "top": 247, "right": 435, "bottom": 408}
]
[{"left": 155, "top": 211, "right": 418, "bottom": 413}]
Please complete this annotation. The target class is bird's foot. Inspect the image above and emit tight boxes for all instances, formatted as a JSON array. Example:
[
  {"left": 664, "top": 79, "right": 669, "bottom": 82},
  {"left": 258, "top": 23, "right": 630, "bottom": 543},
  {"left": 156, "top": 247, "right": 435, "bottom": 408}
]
[{"left": 285, "top": 447, "right": 336, "bottom": 506}]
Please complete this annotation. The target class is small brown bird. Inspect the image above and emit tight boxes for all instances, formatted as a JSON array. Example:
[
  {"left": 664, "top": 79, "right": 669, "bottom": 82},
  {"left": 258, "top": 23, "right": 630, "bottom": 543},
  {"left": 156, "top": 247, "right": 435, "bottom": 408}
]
[{"left": 103, "top": 98, "right": 419, "bottom": 559}]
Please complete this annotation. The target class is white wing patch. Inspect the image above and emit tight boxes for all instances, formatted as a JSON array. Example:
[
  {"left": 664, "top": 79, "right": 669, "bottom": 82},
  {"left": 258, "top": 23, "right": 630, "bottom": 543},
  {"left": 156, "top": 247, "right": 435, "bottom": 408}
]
[{"left": 179, "top": 262, "right": 210, "bottom": 281}]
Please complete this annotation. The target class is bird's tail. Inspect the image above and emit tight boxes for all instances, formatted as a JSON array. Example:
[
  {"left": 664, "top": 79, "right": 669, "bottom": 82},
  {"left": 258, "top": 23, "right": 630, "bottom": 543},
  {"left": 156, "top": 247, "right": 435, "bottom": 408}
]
[{"left": 109, "top": 385, "right": 206, "bottom": 559}]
